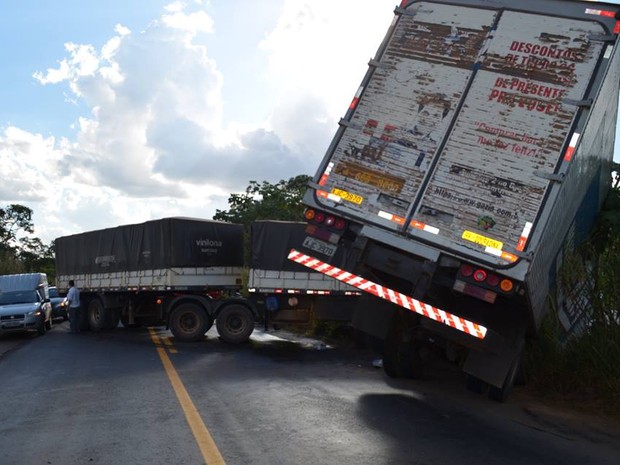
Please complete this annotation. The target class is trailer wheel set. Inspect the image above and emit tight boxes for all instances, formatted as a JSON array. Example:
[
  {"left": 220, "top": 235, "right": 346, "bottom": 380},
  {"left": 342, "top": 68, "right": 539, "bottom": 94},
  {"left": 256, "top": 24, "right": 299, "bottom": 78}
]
[{"left": 76, "top": 294, "right": 258, "bottom": 344}]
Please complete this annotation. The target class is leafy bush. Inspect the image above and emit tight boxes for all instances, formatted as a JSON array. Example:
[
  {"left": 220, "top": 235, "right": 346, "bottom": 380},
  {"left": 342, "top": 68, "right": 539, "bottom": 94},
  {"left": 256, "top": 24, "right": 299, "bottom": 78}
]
[{"left": 526, "top": 186, "right": 620, "bottom": 416}]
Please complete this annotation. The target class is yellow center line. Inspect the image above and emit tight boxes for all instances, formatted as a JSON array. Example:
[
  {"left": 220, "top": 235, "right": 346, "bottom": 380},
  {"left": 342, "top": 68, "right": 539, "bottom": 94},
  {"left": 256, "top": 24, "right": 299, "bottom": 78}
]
[
  {"left": 148, "top": 328, "right": 226, "bottom": 465},
  {"left": 162, "top": 336, "right": 178, "bottom": 354}
]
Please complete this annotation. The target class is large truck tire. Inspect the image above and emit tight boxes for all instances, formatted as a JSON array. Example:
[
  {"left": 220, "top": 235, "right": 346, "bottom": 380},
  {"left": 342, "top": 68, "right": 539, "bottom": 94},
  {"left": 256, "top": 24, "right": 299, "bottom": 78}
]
[
  {"left": 170, "top": 303, "right": 211, "bottom": 342},
  {"left": 87, "top": 299, "right": 107, "bottom": 332},
  {"left": 383, "top": 336, "right": 425, "bottom": 379},
  {"left": 216, "top": 304, "right": 254, "bottom": 344},
  {"left": 382, "top": 312, "right": 425, "bottom": 379}
]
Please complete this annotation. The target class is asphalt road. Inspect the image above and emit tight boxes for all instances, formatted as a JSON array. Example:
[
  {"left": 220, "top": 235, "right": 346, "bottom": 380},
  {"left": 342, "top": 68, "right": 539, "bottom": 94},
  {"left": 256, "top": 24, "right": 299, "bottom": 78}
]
[{"left": 1, "top": 322, "right": 619, "bottom": 465}]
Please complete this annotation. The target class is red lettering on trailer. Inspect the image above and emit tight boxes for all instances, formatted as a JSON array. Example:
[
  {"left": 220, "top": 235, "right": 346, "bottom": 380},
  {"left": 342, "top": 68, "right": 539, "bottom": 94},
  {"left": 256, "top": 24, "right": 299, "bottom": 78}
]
[{"left": 509, "top": 41, "right": 579, "bottom": 61}]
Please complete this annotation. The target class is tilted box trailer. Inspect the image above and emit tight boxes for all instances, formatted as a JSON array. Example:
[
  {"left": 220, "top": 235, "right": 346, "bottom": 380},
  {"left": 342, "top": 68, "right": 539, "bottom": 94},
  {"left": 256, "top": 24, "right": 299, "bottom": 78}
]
[{"left": 295, "top": 0, "right": 620, "bottom": 400}]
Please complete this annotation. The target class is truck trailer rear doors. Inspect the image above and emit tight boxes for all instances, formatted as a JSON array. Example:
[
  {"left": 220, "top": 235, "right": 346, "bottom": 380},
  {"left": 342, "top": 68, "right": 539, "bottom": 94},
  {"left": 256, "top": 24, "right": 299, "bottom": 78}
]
[{"left": 312, "top": 1, "right": 610, "bottom": 266}]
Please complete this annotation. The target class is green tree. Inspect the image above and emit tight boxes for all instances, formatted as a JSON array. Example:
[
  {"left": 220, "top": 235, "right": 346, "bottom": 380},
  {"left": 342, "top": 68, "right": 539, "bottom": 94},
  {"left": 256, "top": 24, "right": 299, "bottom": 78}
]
[
  {"left": 0, "top": 204, "right": 54, "bottom": 277},
  {"left": 0, "top": 204, "right": 35, "bottom": 252},
  {"left": 213, "top": 175, "right": 311, "bottom": 269},
  {"left": 213, "top": 175, "right": 311, "bottom": 227}
]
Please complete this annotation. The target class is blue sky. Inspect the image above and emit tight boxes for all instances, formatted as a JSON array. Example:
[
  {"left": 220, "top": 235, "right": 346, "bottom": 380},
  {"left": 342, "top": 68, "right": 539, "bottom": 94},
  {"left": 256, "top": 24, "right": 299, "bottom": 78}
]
[
  {"left": 0, "top": 1, "right": 168, "bottom": 136},
  {"left": 0, "top": 1, "right": 393, "bottom": 243}
]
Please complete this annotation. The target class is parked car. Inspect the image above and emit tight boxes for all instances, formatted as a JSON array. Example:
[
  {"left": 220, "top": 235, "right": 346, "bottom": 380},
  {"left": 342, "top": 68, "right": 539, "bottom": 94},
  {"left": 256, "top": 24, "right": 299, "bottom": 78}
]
[
  {"left": 0, "top": 273, "right": 53, "bottom": 336},
  {"left": 49, "top": 286, "right": 68, "bottom": 321}
]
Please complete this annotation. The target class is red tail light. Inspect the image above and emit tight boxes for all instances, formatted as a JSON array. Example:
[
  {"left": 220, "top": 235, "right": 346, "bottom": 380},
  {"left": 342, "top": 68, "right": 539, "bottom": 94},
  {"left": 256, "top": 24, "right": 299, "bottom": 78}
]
[
  {"left": 460, "top": 265, "right": 474, "bottom": 277},
  {"left": 473, "top": 269, "right": 487, "bottom": 282},
  {"left": 487, "top": 274, "right": 500, "bottom": 286},
  {"left": 305, "top": 208, "right": 347, "bottom": 231}
]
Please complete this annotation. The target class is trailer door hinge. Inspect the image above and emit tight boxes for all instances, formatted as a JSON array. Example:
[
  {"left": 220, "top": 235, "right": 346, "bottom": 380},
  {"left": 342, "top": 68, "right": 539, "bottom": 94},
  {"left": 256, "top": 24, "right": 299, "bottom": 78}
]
[
  {"left": 534, "top": 171, "right": 565, "bottom": 183},
  {"left": 562, "top": 98, "right": 593, "bottom": 108},
  {"left": 338, "top": 118, "right": 363, "bottom": 131},
  {"left": 588, "top": 34, "right": 617, "bottom": 43},
  {"left": 368, "top": 59, "right": 389, "bottom": 70},
  {"left": 394, "top": 6, "right": 415, "bottom": 17}
]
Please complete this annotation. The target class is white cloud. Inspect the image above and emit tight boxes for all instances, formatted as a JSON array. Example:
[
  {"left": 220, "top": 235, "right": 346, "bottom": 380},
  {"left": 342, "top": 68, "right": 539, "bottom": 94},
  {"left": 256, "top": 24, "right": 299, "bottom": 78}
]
[
  {"left": 260, "top": 0, "right": 393, "bottom": 119},
  {"left": 0, "top": 126, "right": 66, "bottom": 202},
  {"left": 2, "top": 0, "right": 394, "bottom": 244},
  {"left": 162, "top": 9, "right": 214, "bottom": 37}
]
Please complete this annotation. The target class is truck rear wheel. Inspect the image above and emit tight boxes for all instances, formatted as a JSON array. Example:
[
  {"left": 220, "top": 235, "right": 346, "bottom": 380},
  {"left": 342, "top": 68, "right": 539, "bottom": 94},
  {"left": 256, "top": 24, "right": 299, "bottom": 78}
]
[
  {"left": 382, "top": 315, "right": 425, "bottom": 379},
  {"left": 383, "top": 338, "right": 424, "bottom": 379},
  {"left": 216, "top": 304, "right": 254, "bottom": 344},
  {"left": 170, "top": 303, "right": 211, "bottom": 342},
  {"left": 88, "top": 299, "right": 106, "bottom": 332}
]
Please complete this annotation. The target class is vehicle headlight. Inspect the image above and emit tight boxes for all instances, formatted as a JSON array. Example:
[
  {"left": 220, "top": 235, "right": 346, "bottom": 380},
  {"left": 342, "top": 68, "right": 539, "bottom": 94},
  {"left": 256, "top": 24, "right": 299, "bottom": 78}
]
[
  {"left": 60, "top": 300, "right": 68, "bottom": 307},
  {"left": 27, "top": 310, "right": 42, "bottom": 317}
]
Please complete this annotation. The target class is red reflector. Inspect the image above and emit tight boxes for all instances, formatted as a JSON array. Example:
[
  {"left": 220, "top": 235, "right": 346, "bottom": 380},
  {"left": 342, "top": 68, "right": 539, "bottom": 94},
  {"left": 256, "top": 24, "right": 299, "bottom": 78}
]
[
  {"left": 461, "top": 265, "right": 474, "bottom": 277},
  {"left": 335, "top": 219, "right": 346, "bottom": 230},
  {"left": 473, "top": 269, "right": 487, "bottom": 282},
  {"left": 453, "top": 280, "right": 497, "bottom": 304},
  {"left": 487, "top": 274, "right": 500, "bottom": 286},
  {"left": 314, "top": 212, "right": 325, "bottom": 223}
]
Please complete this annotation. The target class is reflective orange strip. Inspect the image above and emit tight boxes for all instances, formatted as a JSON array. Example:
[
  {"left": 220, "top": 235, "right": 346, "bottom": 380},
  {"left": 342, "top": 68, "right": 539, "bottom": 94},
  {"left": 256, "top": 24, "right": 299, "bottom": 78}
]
[
  {"left": 410, "top": 219, "right": 440, "bottom": 235},
  {"left": 585, "top": 8, "right": 616, "bottom": 18},
  {"left": 564, "top": 133, "right": 580, "bottom": 161},
  {"left": 318, "top": 162, "right": 333, "bottom": 186},
  {"left": 379, "top": 211, "right": 406, "bottom": 225},
  {"left": 317, "top": 190, "right": 342, "bottom": 203},
  {"left": 288, "top": 249, "right": 487, "bottom": 339},
  {"left": 516, "top": 222, "right": 533, "bottom": 252},
  {"left": 349, "top": 86, "right": 364, "bottom": 110},
  {"left": 484, "top": 247, "right": 519, "bottom": 263}
]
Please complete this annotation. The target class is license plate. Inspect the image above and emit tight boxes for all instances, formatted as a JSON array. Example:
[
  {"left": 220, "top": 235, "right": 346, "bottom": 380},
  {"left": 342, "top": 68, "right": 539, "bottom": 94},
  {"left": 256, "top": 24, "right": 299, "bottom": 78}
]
[
  {"left": 3, "top": 322, "right": 22, "bottom": 329},
  {"left": 331, "top": 188, "right": 363, "bottom": 205},
  {"left": 303, "top": 236, "right": 337, "bottom": 257}
]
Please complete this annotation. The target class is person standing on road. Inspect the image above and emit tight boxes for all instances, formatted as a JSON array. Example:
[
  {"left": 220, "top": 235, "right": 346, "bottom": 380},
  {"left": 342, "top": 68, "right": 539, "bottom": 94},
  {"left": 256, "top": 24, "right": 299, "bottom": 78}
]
[{"left": 67, "top": 280, "right": 81, "bottom": 333}]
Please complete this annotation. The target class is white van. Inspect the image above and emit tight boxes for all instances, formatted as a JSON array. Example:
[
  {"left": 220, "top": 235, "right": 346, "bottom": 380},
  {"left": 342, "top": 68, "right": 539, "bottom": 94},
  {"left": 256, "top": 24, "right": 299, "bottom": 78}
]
[{"left": 0, "top": 273, "right": 53, "bottom": 336}]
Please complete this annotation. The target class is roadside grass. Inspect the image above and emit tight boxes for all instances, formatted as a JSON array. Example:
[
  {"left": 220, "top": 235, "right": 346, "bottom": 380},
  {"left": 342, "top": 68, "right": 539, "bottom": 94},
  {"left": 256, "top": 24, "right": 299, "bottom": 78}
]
[
  {"left": 525, "top": 312, "right": 620, "bottom": 418},
  {"left": 525, "top": 186, "right": 620, "bottom": 418}
]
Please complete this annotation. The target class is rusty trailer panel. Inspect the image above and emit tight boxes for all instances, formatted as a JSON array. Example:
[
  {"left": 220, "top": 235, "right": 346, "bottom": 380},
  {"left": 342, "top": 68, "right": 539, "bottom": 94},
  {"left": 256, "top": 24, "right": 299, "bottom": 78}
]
[
  {"left": 312, "top": 1, "right": 611, "bottom": 267},
  {"left": 413, "top": 10, "right": 605, "bottom": 265},
  {"left": 319, "top": 4, "right": 496, "bottom": 227}
]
